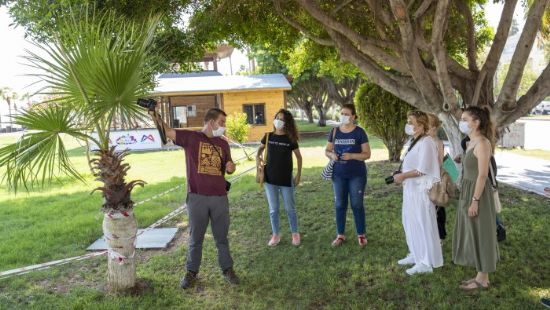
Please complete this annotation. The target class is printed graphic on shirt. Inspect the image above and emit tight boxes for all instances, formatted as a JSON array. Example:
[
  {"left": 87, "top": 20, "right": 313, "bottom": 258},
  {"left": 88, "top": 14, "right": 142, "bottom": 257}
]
[
  {"left": 198, "top": 141, "right": 222, "bottom": 176},
  {"left": 334, "top": 139, "right": 356, "bottom": 145},
  {"left": 267, "top": 140, "right": 291, "bottom": 147}
]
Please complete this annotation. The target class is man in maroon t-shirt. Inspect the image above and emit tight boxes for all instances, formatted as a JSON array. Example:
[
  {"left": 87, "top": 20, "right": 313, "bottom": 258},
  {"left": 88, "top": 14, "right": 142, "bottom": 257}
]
[{"left": 150, "top": 108, "right": 239, "bottom": 289}]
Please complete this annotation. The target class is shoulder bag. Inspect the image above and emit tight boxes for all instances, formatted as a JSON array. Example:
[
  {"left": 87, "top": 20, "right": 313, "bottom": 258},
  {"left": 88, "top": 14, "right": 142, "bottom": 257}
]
[
  {"left": 321, "top": 128, "right": 338, "bottom": 180},
  {"left": 256, "top": 133, "right": 269, "bottom": 185}
]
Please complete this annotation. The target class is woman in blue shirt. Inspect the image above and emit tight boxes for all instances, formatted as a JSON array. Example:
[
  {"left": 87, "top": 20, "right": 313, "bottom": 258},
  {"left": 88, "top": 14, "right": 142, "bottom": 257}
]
[{"left": 325, "top": 104, "right": 371, "bottom": 247}]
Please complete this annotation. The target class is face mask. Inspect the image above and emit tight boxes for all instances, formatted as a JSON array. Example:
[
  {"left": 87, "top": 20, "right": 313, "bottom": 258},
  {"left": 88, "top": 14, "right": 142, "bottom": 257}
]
[
  {"left": 459, "top": 121, "right": 471, "bottom": 135},
  {"left": 404, "top": 124, "right": 415, "bottom": 136},
  {"left": 212, "top": 123, "right": 225, "bottom": 137},
  {"left": 340, "top": 115, "right": 351, "bottom": 125},
  {"left": 273, "top": 119, "right": 285, "bottom": 130}
]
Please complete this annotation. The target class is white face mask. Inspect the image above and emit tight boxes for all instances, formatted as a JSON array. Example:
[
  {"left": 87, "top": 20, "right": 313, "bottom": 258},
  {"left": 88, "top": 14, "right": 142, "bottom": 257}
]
[
  {"left": 459, "top": 121, "right": 471, "bottom": 135},
  {"left": 340, "top": 115, "right": 351, "bottom": 125},
  {"left": 273, "top": 119, "right": 285, "bottom": 130},
  {"left": 405, "top": 124, "right": 415, "bottom": 136},
  {"left": 212, "top": 123, "right": 225, "bottom": 137}
]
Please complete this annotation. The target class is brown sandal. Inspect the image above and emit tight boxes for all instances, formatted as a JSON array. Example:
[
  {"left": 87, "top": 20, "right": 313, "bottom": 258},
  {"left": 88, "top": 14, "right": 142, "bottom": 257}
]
[
  {"left": 460, "top": 280, "right": 490, "bottom": 291},
  {"left": 460, "top": 278, "right": 476, "bottom": 285},
  {"left": 331, "top": 236, "right": 345, "bottom": 247}
]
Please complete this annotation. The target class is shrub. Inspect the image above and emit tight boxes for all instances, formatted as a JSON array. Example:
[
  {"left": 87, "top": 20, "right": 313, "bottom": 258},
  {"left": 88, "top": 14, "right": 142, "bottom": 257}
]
[
  {"left": 226, "top": 112, "right": 250, "bottom": 144},
  {"left": 355, "top": 82, "right": 413, "bottom": 162}
]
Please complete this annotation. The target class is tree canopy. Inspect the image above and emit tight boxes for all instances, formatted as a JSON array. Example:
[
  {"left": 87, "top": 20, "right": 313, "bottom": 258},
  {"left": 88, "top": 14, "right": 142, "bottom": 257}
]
[
  {"left": 2, "top": 0, "right": 204, "bottom": 71},
  {"left": 186, "top": 0, "right": 550, "bottom": 153}
]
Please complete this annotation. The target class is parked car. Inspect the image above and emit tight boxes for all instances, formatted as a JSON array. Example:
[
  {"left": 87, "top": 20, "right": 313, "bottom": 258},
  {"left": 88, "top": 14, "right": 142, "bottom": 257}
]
[{"left": 532, "top": 101, "right": 550, "bottom": 115}]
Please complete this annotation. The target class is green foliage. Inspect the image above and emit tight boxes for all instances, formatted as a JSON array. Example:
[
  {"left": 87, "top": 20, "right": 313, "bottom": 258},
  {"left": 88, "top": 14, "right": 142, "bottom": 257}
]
[
  {"left": 246, "top": 45, "right": 289, "bottom": 74},
  {"left": 0, "top": 107, "right": 89, "bottom": 192},
  {"left": 226, "top": 112, "right": 250, "bottom": 144},
  {"left": 3, "top": 0, "right": 201, "bottom": 71},
  {"left": 0, "top": 6, "right": 160, "bottom": 192},
  {"left": 495, "top": 62, "right": 540, "bottom": 98},
  {"left": 355, "top": 82, "right": 412, "bottom": 162}
]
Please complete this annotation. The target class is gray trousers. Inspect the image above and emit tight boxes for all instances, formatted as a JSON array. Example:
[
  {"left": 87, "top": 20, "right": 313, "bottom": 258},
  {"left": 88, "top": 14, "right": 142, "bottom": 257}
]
[{"left": 186, "top": 193, "right": 234, "bottom": 273}]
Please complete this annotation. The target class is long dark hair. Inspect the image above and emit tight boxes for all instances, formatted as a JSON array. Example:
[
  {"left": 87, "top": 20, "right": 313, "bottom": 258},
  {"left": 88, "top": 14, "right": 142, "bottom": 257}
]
[
  {"left": 464, "top": 106, "right": 495, "bottom": 151},
  {"left": 274, "top": 109, "right": 299, "bottom": 143}
]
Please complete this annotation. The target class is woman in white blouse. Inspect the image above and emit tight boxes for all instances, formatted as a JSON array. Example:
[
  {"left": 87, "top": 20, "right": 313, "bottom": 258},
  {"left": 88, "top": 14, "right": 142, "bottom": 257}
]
[{"left": 393, "top": 111, "right": 443, "bottom": 275}]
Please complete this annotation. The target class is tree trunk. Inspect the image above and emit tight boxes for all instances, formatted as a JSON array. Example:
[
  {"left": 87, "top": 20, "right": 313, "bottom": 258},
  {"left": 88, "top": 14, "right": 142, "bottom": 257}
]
[
  {"left": 305, "top": 107, "right": 314, "bottom": 123},
  {"left": 7, "top": 101, "right": 12, "bottom": 133},
  {"left": 103, "top": 211, "right": 138, "bottom": 292},
  {"left": 316, "top": 105, "right": 327, "bottom": 126},
  {"left": 385, "top": 139, "right": 404, "bottom": 162},
  {"left": 439, "top": 112, "right": 462, "bottom": 157}
]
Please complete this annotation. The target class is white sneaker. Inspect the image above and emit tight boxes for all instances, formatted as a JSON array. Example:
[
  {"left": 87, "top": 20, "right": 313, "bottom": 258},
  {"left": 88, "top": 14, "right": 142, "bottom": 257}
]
[
  {"left": 397, "top": 254, "right": 415, "bottom": 266},
  {"left": 406, "top": 263, "right": 433, "bottom": 275}
]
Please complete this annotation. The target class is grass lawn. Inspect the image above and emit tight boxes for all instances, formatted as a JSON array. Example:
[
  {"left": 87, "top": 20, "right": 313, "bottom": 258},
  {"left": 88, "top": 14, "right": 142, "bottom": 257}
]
[
  {"left": 498, "top": 148, "right": 550, "bottom": 161},
  {"left": 296, "top": 120, "right": 335, "bottom": 133},
  {"left": 0, "top": 133, "right": 549, "bottom": 309}
]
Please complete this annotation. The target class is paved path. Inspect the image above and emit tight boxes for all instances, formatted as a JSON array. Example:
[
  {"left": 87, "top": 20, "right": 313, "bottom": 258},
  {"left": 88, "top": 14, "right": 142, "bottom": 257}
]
[{"left": 494, "top": 152, "right": 550, "bottom": 198}]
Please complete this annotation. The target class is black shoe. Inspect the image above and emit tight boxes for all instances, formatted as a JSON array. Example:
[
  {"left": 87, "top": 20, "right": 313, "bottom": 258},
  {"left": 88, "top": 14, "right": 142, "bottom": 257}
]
[
  {"left": 180, "top": 270, "right": 197, "bottom": 289},
  {"left": 222, "top": 268, "right": 240, "bottom": 285},
  {"left": 542, "top": 298, "right": 550, "bottom": 309}
]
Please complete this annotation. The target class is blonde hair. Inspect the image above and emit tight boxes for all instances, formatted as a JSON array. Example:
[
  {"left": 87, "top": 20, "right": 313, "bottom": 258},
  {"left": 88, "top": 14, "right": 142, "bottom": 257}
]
[
  {"left": 427, "top": 113, "right": 441, "bottom": 129},
  {"left": 407, "top": 110, "right": 430, "bottom": 134}
]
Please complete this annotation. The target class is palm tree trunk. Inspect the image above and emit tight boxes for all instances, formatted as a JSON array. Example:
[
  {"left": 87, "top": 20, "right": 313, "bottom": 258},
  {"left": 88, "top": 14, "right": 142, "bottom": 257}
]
[
  {"left": 92, "top": 147, "right": 145, "bottom": 292},
  {"left": 103, "top": 211, "right": 138, "bottom": 291}
]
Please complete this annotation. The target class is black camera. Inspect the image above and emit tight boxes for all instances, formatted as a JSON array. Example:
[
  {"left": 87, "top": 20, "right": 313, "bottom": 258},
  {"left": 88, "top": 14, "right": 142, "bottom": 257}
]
[
  {"left": 137, "top": 98, "right": 167, "bottom": 145},
  {"left": 385, "top": 170, "right": 401, "bottom": 185},
  {"left": 137, "top": 98, "right": 157, "bottom": 112}
]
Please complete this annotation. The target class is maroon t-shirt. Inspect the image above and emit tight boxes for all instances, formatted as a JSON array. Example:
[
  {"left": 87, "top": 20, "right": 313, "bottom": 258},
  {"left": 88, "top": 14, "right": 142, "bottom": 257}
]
[{"left": 175, "top": 130, "right": 232, "bottom": 196}]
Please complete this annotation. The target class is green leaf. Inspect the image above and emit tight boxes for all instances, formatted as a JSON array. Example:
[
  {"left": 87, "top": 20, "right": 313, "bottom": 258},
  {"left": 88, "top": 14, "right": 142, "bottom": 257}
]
[{"left": 0, "top": 106, "right": 90, "bottom": 192}]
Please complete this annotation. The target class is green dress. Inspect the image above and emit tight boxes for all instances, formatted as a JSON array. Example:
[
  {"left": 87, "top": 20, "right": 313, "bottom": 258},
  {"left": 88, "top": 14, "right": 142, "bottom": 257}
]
[{"left": 452, "top": 148, "right": 499, "bottom": 273}]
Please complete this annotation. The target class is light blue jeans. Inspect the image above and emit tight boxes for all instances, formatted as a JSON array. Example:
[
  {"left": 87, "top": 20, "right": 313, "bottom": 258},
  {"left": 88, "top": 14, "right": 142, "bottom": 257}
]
[{"left": 264, "top": 182, "right": 298, "bottom": 234}]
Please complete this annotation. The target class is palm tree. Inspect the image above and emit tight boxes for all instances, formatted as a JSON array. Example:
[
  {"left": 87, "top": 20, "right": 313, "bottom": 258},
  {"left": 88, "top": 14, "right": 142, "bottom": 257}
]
[
  {"left": 1, "top": 87, "right": 17, "bottom": 132},
  {"left": 0, "top": 7, "right": 160, "bottom": 292}
]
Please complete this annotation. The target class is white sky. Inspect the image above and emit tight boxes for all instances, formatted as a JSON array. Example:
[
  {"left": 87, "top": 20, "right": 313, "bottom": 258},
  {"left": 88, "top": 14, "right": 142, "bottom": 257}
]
[{"left": 0, "top": 2, "right": 536, "bottom": 113}]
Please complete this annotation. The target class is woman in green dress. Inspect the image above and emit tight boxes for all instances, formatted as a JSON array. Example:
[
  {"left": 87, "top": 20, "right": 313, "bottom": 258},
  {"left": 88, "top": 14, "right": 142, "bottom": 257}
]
[{"left": 452, "top": 106, "right": 499, "bottom": 291}]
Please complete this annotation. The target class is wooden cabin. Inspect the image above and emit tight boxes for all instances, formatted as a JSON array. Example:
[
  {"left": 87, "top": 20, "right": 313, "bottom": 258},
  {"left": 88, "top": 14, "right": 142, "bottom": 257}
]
[{"left": 151, "top": 73, "right": 292, "bottom": 141}]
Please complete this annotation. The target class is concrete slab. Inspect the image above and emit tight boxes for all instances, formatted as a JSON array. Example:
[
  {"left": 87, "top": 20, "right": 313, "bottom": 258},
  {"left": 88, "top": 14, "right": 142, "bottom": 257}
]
[{"left": 87, "top": 228, "right": 179, "bottom": 251}]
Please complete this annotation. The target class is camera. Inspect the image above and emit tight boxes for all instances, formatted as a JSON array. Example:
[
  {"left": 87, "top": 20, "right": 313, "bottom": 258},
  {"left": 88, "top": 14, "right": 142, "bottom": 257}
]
[
  {"left": 385, "top": 170, "right": 401, "bottom": 185},
  {"left": 137, "top": 98, "right": 167, "bottom": 145},
  {"left": 137, "top": 98, "right": 157, "bottom": 112}
]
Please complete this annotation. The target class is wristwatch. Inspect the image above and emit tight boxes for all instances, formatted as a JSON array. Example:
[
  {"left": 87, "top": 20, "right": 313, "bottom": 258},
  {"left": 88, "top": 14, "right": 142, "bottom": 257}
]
[{"left": 472, "top": 196, "right": 480, "bottom": 202}]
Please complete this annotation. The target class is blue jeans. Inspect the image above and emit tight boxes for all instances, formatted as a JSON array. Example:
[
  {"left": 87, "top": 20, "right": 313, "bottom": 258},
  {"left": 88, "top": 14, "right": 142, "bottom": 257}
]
[
  {"left": 332, "top": 175, "right": 367, "bottom": 235},
  {"left": 264, "top": 182, "right": 298, "bottom": 234}
]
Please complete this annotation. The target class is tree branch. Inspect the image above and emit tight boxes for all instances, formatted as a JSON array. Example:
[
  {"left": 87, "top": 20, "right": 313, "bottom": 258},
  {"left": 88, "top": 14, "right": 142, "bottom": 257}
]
[
  {"left": 499, "top": 63, "right": 550, "bottom": 127},
  {"left": 412, "top": 15, "right": 475, "bottom": 81},
  {"left": 497, "top": 0, "right": 550, "bottom": 110},
  {"left": 272, "top": 0, "right": 335, "bottom": 46},
  {"left": 471, "top": 0, "right": 518, "bottom": 106},
  {"left": 413, "top": 0, "right": 434, "bottom": 20},
  {"left": 455, "top": 0, "right": 478, "bottom": 71},
  {"left": 431, "top": 0, "right": 457, "bottom": 112},
  {"left": 333, "top": 0, "right": 355, "bottom": 14},
  {"left": 328, "top": 29, "right": 426, "bottom": 108},
  {"left": 365, "top": 0, "right": 394, "bottom": 28},
  {"left": 294, "top": 0, "right": 408, "bottom": 73},
  {"left": 389, "top": 0, "right": 443, "bottom": 107}
]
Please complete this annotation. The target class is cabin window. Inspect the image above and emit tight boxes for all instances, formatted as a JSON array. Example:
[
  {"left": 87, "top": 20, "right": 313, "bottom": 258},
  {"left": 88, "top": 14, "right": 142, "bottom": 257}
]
[{"left": 243, "top": 103, "right": 266, "bottom": 125}]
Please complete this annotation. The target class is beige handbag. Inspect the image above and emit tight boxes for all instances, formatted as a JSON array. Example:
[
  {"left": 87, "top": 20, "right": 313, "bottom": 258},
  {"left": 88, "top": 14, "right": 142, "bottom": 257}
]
[
  {"left": 255, "top": 133, "right": 269, "bottom": 185},
  {"left": 429, "top": 169, "right": 453, "bottom": 206}
]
